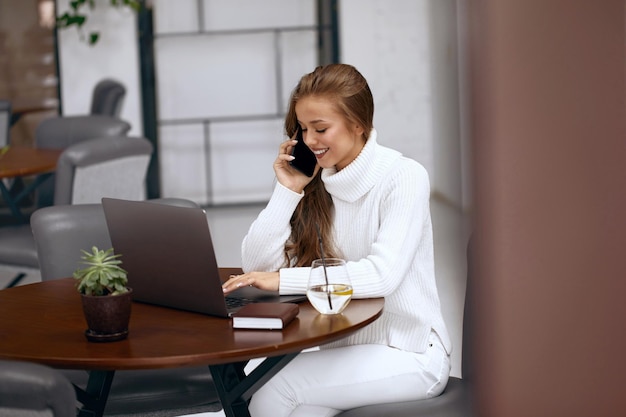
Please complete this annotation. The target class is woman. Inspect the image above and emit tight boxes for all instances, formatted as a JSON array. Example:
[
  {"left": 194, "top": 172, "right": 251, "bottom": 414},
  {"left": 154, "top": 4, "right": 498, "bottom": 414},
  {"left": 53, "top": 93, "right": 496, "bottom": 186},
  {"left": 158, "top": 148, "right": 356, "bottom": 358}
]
[{"left": 223, "top": 64, "right": 452, "bottom": 417}]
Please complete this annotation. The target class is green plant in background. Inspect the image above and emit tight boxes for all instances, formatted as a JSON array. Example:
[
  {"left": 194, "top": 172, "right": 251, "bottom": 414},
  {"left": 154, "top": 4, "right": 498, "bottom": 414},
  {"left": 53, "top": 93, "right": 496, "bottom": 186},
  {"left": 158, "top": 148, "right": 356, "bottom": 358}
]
[
  {"left": 56, "top": 0, "right": 141, "bottom": 45},
  {"left": 74, "top": 246, "right": 129, "bottom": 296}
]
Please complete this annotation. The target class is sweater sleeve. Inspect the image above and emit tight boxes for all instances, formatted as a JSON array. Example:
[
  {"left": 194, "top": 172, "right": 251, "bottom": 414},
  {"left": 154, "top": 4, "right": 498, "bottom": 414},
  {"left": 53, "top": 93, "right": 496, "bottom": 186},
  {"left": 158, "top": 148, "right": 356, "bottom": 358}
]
[
  {"left": 241, "top": 182, "right": 303, "bottom": 273},
  {"left": 346, "top": 161, "right": 432, "bottom": 298}
]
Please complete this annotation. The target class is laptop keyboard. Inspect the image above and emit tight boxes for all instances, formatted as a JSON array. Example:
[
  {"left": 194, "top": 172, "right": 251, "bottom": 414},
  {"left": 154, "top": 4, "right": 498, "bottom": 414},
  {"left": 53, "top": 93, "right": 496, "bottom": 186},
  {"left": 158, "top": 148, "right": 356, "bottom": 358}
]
[{"left": 225, "top": 296, "right": 256, "bottom": 309}]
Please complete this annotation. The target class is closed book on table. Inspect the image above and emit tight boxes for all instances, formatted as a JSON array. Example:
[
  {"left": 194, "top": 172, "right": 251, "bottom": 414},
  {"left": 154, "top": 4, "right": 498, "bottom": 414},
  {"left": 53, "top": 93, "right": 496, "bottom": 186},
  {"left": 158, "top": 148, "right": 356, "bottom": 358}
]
[{"left": 231, "top": 302, "right": 299, "bottom": 330}]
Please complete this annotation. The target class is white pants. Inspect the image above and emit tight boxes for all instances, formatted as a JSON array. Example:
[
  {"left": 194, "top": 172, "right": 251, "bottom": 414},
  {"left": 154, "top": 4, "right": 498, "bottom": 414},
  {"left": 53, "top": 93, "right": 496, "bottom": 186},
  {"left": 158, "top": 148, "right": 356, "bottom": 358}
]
[{"left": 248, "top": 332, "right": 450, "bottom": 417}]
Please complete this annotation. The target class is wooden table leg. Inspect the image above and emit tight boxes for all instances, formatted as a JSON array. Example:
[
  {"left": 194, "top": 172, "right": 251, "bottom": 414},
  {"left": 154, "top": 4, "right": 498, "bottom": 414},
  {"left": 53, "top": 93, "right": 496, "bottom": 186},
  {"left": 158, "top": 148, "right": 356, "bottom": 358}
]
[
  {"left": 74, "top": 370, "right": 115, "bottom": 417},
  {"left": 210, "top": 353, "right": 299, "bottom": 417}
]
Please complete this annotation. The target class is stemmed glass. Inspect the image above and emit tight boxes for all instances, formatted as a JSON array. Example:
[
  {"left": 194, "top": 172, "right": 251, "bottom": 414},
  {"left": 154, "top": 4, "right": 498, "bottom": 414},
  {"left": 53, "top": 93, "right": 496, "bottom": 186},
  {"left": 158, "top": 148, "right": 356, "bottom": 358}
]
[{"left": 307, "top": 258, "right": 353, "bottom": 314}]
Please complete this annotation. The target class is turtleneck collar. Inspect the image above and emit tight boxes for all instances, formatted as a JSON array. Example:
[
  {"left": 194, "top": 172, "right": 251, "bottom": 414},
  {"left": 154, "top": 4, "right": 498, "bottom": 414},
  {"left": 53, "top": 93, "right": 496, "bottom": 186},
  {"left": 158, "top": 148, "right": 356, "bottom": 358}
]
[{"left": 321, "top": 129, "right": 402, "bottom": 202}]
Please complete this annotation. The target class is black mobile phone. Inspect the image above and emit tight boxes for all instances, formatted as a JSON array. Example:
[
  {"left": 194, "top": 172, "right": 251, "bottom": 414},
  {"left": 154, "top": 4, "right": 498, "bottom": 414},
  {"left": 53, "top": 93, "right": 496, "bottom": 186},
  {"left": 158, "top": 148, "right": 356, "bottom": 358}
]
[{"left": 289, "top": 126, "right": 317, "bottom": 177}]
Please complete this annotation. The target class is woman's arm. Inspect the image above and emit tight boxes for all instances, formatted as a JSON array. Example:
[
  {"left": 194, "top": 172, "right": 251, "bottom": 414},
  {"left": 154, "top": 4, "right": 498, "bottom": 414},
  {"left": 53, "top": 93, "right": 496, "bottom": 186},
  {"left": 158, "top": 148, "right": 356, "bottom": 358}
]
[
  {"left": 242, "top": 137, "right": 318, "bottom": 272},
  {"left": 241, "top": 182, "right": 303, "bottom": 272}
]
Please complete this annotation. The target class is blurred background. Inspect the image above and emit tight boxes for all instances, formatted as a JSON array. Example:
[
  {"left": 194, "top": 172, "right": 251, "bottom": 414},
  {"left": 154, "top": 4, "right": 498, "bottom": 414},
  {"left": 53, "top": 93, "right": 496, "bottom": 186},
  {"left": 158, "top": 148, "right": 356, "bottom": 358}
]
[{"left": 0, "top": 0, "right": 469, "bottom": 209}]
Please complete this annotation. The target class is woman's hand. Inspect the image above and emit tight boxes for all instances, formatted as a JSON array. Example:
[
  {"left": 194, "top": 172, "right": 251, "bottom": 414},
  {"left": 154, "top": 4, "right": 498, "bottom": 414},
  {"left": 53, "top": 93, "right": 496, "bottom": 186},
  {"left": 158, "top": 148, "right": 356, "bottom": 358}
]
[
  {"left": 274, "top": 138, "right": 319, "bottom": 194},
  {"left": 222, "top": 271, "right": 280, "bottom": 294}
]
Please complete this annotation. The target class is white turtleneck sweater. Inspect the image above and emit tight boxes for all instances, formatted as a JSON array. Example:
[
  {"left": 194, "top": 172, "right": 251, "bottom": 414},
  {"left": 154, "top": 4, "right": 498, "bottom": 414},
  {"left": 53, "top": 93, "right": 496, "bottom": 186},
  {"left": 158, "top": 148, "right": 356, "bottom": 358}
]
[{"left": 241, "top": 130, "right": 452, "bottom": 355}]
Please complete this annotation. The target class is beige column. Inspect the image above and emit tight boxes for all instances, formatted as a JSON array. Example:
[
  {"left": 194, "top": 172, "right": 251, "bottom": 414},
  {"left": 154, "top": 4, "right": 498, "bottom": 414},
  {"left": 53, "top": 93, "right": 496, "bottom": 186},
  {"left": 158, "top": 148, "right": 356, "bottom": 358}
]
[{"left": 467, "top": 0, "right": 626, "bottom": 416}]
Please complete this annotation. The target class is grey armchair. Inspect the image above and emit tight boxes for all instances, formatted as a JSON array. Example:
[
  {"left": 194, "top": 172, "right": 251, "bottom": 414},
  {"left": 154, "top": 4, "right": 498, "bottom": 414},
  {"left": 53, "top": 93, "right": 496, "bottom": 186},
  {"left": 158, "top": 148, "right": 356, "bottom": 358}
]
[
  {"left": 90, "top": 78, "right": 126, "bottom": 117},
  {"left": 0, "top": 135, "right": 152, "bottom": 288},
  {"left": 34, "top": 114, "right": 131, "bottom": 208},
  {"left": 30, "top": 201, "right": 221, "bottom": 416},
  {"left": 53, "top": 135, "right": 152, "bottom": 205},
  {"left": 0, "top": 360, "right": 76, "bottom": 417}
]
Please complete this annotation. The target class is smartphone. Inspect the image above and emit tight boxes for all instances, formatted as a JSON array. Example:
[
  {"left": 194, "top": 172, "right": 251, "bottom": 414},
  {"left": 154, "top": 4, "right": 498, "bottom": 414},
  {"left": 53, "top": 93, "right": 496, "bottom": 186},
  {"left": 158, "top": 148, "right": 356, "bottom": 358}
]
[{"left": 289, "top": 126, "right": 317, "bottom": 177}]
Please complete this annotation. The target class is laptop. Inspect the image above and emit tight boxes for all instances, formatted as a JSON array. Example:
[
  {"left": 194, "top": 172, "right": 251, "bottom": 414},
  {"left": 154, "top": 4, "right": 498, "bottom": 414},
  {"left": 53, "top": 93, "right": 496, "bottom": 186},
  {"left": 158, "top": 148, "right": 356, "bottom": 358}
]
[{"left": 101, "top": 198, "right": 306, "bottom": 317}]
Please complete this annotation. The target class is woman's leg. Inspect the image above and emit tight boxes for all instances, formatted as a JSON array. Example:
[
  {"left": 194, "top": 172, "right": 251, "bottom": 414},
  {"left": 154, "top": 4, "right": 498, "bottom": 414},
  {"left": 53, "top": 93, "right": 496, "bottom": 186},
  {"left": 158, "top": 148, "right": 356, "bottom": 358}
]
[{"left": 248, "top": 332, "right": 450, "bottom": 417}]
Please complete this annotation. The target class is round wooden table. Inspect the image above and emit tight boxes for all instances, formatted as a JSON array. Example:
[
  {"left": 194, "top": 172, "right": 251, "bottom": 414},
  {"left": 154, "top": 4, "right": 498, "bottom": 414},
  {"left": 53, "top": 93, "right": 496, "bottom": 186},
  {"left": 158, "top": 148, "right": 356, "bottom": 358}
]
[
  {"left": 9, "top": 98, "right": 58, "bottom": 126},
  {"left": 0, "top": 277, "right": 384, "bottom": 416},
  {"left": 0, "top": 146, "right": 62, "bottom": 178},
  {"left": 0, "top": 146, "right": 63, "bottom": 221}
]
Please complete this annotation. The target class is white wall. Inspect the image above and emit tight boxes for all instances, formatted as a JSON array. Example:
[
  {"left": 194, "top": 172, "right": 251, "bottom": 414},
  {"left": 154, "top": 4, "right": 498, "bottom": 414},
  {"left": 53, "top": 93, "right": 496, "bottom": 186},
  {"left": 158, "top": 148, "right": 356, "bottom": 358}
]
[
  {"left": 151, "top": 0, "right": 317, "bottom": 204},
  {"left": 429, "top": 0, "right": 464, "bottom": 207},
  {"left": 56, "top": 0, "right": 143, "bottom": 136},
  {"left": 340, "top": 0, "right": 464, "bottom": 208},
  {"left": 340, "top": 0, "right": 435, "bottom": 175}
]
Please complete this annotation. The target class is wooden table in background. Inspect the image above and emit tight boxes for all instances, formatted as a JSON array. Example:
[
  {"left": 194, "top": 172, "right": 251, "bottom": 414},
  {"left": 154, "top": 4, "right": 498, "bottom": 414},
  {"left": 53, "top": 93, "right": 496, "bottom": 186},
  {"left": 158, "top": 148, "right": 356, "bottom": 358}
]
[
  {"left": 9, "top": 99, "right": 58, "bottom": 126},
  {"left": 0, "top": 270, "right": 384, "bottom": 417},
  {"left": 0, "top": 146, "right": 63, "bottom": 221}
]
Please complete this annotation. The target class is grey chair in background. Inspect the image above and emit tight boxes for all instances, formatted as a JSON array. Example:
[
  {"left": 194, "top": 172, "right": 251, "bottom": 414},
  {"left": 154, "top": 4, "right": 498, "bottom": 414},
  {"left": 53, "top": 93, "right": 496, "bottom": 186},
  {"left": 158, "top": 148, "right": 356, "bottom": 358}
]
[
  {"left": 0, "top": 359, "right": 76, "bottom": 417},
  {"left": 34, "top": 114, "right": 131, "bottom": 208},
  {"left": 0, "top": 100, "right": 10, "bottom": 147},
  {"left": 53, "top": 135, "right": 152, "bottom": 205},
  {"left": 0, "top": 100, "right": 11, "bottom": 210},
  {"left": 30, "top": 201, "right": 221, "bottom": 416},
  {"left": 35, "top": 114, "right": 131, "bottom": 150},
  {"left": 0, "top": 135, "right": 153, "bottom": 288},
  {"left": 336, "top": 240, "right": 474, "bottom": 417},
  {"left": 90, "top": 78, "right": 126, "bottom": 117}
]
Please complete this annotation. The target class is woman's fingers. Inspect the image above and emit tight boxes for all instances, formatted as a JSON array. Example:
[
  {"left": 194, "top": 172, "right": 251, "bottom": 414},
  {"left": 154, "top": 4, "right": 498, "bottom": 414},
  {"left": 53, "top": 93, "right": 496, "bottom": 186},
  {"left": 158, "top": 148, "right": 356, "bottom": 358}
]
[
  {"left": 279, "top": 139, "right": 297, "bottom": 156},
  {"left": 223, "top": 271, "right": 280, "bottom": 294},
  {"left": 223, "top": 274, "right": 252, "bottom": 293}
]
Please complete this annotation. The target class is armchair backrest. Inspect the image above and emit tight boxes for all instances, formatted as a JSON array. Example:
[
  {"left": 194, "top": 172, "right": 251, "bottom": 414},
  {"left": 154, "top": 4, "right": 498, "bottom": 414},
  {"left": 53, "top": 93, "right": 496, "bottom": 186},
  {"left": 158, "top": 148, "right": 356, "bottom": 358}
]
[
  {"left": 30, "top": 199, "right": 200, "bottom": 281},
  {"left": 90, "top": 78, "right": 126, "bottom": 117},
  {"left": 53, "top": 136, "right": 153, "bottom": 205},
  {"left": 35, "top": 114, "right": 131, "bottom": 149}
]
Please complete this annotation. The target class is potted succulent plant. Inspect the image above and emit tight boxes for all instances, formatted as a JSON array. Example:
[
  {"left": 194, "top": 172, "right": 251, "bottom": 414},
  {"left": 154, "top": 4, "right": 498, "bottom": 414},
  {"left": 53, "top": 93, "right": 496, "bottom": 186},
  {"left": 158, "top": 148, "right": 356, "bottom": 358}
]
[{"left": 74, "top": 246, "right": 132, "bottom": 342}]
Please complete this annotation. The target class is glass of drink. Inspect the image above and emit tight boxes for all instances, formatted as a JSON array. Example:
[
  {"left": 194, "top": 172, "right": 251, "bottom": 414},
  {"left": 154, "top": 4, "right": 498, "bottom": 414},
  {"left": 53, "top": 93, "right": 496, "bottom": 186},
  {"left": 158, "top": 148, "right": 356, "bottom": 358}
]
[{"left": 307, "top": 258, "right": 353, "bottom": 315}]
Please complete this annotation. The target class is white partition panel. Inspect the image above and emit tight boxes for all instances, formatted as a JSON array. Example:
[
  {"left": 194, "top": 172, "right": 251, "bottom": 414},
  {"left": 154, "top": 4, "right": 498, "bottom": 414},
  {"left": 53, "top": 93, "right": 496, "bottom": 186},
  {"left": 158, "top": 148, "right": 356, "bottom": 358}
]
[
  {"left": 153, "top": 0, "right": 199, "bottom": 34},
  {"left": 203, "top": 0, "right": 315, "bottom": 30},
  {"left": 209, "top": 119, "right": 284, "bottom": 204},
  {"left": 152, "top": 0, "right": 319, "bottom": 205},
  {"left": 159, "top": 124, "right": 208, "bottom": 202},
  {"left": 280, "top": 30, "right": 318, "bottom": 105},
  {"left": 156, "top": 34, "right": 278, "bottom": 121},
  {"left": 56, "top": 0, "right": 142, "bottom": 136}
]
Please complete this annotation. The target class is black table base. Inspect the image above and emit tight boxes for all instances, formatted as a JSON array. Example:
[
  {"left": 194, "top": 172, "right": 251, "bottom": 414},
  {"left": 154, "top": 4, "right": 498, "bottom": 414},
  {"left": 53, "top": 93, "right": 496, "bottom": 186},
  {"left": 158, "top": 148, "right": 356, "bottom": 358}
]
[{"left": 72, "top": 353, "right": 299, "bottom": 417}]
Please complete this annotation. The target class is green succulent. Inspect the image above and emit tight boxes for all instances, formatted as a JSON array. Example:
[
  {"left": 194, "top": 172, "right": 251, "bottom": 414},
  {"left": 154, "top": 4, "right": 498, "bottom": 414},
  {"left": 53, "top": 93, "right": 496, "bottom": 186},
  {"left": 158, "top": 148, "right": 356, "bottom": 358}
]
[{"left": 74, "top": 246, "right": 129, "bottom": 296}]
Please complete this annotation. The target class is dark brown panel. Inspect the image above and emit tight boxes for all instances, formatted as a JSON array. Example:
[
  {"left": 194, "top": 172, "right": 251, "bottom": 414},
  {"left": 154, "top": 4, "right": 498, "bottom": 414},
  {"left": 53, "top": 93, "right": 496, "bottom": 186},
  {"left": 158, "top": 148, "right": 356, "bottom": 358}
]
[{"left": 468, "top": 0, "right": 626, "bottom": 416}]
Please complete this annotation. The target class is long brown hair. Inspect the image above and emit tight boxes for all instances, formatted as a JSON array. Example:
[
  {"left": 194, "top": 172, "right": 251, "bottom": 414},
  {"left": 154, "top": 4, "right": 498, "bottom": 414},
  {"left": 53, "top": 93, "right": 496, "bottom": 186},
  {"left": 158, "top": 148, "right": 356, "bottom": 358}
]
[{"left": 283, "top": 64, "right": 374, "bottom": 267}]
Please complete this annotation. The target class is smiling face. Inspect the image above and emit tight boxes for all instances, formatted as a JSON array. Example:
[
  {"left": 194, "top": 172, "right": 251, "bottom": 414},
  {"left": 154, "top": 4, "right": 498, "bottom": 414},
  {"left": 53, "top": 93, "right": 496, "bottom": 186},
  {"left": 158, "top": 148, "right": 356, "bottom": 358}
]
[{"left": 295, "top": 96, "right": 365, "bottom": 171}]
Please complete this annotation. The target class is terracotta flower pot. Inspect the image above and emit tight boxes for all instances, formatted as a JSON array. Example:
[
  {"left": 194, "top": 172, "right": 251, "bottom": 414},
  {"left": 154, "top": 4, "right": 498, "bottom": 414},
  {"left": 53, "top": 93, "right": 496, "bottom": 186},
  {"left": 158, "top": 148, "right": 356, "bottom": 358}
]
[{"left": 81, "top": 289, "right": 132, "bottom": 342}]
